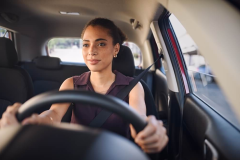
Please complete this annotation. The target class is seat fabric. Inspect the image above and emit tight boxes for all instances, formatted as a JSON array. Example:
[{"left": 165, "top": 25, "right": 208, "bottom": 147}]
[{"left": 0, "top": 38, "right": 33, "bottom": 118}]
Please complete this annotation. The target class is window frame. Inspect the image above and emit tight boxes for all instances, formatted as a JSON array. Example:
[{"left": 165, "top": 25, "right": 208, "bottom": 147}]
[{"left": 158, "top": 11, "right": 191, "bottom": 106}]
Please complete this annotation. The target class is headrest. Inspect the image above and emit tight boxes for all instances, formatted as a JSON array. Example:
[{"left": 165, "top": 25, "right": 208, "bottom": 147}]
[
  {"left": 0, "top": 38, "right": 18, "bottom": 67},
  {"left": 112, "top": 45, "right": 135, "bottom": 77},
  {"left": 34, "top": 56, "right": 61, "bottom": 70}
]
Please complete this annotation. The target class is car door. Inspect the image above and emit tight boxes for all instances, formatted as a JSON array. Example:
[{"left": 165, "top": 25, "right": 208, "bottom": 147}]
[{"left": 157, "top": 10, "right": 240, "bottom": 160}]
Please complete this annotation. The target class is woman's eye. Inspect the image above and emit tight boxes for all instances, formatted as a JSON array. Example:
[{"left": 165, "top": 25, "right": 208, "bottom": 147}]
[
  {"left": 98, "top": 43, "right": 106, "bottom": 47},
  {"left": 83, "top": 44, "right": 89, "bottom": 47}
]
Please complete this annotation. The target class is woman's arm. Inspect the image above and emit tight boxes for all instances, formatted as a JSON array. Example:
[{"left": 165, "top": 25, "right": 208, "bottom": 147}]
[
  {"left": 128, "top": 82, "right": 147, "bottom": 138},
  {"left": 0, "top": 77, "right": 74, "bottom": 129},
  {"left": 129, "top": 82, "right": 168, "bottom": 153},
  {"left": 22, "top": 77, "right": 74, "bottom": 125}
]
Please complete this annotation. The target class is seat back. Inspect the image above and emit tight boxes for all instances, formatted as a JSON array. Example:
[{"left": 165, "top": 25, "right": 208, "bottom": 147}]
[
  {"left": 113, "top": 45, "right": 159, "bottom": 118},
  {"left": 0, "top": 38, "right": 33, "bottom": 118},
  {"left": 22, "top": 57, "right": 89, "bottom": 96},
  {"left": 22, "top": 56, "right": 89, "bottom": 114}
]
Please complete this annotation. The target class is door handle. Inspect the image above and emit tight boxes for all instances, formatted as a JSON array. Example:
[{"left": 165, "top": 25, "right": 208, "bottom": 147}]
[{"left": 204, "top": 139, "right": 218, "bottom": 160}]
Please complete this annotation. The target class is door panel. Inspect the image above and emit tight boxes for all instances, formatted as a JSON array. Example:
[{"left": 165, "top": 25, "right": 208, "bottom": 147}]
[
  {"left": 158, "top": 11, "right": 240, "bottom": 160},
  {"left": 183, "top": 95, "right": 240, "bottom": 160}
]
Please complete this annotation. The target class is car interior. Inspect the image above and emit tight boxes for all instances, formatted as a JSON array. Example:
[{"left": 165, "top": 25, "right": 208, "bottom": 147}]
[{"left": 0, "top": 0, "right": 240, "bottom": 160}]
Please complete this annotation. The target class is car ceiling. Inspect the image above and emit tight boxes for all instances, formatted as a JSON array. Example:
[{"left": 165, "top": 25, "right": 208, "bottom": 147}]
[{"left": 0, "top": 0, "right": 163, "bottom": 47}]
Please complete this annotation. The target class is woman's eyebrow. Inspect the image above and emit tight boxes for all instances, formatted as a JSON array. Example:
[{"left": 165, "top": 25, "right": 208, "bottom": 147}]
[
  {"left": 83, "top": 38, "right": 107, "bottom": 42},
  {"left": 95, "top": 38, "right": 107, "bottom": 41}
]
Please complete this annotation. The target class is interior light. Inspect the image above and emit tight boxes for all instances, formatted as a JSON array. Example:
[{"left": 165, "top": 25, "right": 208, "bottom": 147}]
[{"left": 59, "top": 11, "right": 80, "bottom": 16}]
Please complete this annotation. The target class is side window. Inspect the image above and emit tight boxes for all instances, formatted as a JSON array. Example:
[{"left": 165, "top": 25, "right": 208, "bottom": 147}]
[
  {"left": 169, "top": 14, "right": 240, "bottom": 129},
  {"left": 0, "top": 27, "right": 9, "bottom": 38},
  {"left": 123, "top": 42, "right": 142, "bottom": 68},
  {"left": 47, "top": 38, "right": 142, "bottom": 67}
]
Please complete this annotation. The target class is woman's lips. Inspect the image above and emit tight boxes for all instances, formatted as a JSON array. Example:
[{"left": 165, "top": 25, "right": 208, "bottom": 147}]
[{"left": 88, "top": 59, "right": 100, "bottom": 65}]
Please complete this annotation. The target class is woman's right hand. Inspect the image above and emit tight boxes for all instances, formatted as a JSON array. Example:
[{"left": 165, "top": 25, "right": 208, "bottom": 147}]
[
  {"left": 0, "top": 103, "right": 21, "bottom": 129},
  {"left": 0, "top": 78, "right": 73, "bottom": 130},
  {"left": 0, "top": 103, "right": 54, "bottom": 129},
  {"left": 21, "top": 110, "right": 54, "bottom": 125}
]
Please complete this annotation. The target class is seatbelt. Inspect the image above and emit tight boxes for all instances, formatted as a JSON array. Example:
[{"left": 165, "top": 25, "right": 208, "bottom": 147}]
[{"left": 89, "top": 50, "right": 163, "bottom": 128}]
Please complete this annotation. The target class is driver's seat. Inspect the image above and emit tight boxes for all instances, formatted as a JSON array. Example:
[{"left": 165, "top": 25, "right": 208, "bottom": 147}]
[
  {"left": 112, "top": 45, "right": 159, "bottom": 119},
  {"left": 112, "top": 45, "right": 160, "bottom": 160},
  {"left": 62, "top": 45, "right": 159, "bottom": 122}
]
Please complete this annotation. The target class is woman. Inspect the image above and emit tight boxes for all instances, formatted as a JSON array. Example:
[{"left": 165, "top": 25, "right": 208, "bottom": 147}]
[{"left": 0, "top": 18, "right": 168, "bottom": 153}]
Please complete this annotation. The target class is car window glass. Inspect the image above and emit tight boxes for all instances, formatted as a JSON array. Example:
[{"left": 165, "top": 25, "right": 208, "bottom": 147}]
[
  {"left": 48, "top": 38, "right": 84, "bottom": 63},
  {"left": 47, "top": 38, "right": 142, "bottom": 67},
  {"left": 0, "top": 27, "right": 9, "bottom": 38},
  {"left": 123, "top": 42, "right": 142, "bottom": 68},
  {"left": 169, "top": 14, "right": 240, "bottom": 130}
]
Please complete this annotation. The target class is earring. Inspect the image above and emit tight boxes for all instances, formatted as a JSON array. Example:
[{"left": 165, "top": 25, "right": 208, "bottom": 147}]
[{"left": 114, "top": 54, "right": 117, "bottom": 58}]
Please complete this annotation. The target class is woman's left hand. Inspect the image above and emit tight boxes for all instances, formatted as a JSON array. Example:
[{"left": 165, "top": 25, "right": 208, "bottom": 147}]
[{"left": 134, "top": 115, "right": 168, "bottom": 153}]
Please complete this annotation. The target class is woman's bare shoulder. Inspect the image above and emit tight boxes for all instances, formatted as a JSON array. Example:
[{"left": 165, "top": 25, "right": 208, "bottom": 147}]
[{"left": 59, "top": 77, "right": 74, "bottom": 91}]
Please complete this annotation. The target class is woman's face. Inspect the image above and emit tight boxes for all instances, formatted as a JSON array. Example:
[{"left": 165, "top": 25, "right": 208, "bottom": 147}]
[{"left": 82, "top": 25, "right": 119, "bottom": 72}]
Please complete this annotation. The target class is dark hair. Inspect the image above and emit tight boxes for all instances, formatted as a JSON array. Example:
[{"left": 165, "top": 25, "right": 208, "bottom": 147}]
[{"left": 81, "top": 18, "right": 127, "bottom": 45}]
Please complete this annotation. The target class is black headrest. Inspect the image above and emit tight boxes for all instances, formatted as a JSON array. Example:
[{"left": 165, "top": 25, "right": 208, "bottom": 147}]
[
  {"left": 34, "top": 56, "right": 61, "bottom": 70},
  {"left": 0, "top": 38, "right": 18, "bottom": 67},
  {"left": 112, "top": 45, "right": 135, "bottom": 77}
]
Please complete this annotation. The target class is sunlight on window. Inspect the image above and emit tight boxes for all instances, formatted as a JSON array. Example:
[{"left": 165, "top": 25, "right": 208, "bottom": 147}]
[
  {"left": 123, "top": 42, "right": 142, "bottom": 67},
  {"left": 0, "top": 27, "right": 9, "bottom": 38},
  {"left": 48, "top": 38, "right": 84, "bottom": 63},
  {"left": 48, "top": 38, "right": 142, "bottom": 67}
]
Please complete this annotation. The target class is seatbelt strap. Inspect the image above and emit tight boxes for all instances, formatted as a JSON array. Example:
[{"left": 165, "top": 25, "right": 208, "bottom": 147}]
[{"left": 89, "top": 51, "right": 163, "bottom": 128}]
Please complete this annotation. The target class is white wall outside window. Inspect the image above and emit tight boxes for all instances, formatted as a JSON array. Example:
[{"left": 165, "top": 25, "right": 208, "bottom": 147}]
[{"left": 47, "top": 38, "right": 142, "bottom": 67}]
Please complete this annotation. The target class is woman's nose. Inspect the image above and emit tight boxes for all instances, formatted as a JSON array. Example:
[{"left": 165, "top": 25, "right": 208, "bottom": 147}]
[{"left": 88, "top": 45, "right": 97, "bottom": 56}]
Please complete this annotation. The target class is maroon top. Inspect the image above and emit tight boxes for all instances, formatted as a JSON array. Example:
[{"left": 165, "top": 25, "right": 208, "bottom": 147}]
[{"left": 71, "top": 70, "right": 133, "bottom": 138}]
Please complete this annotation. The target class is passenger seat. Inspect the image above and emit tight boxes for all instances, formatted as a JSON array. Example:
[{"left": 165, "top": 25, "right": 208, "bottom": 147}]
[
  {"left": 0, "top": 38, "right": 34, "bottom": 118},
  {"left": 22, "top": 56, "right": 89, "bottom": 96},
  {"left": 22, "top": 56, "right": 89, "bottom": 113},
  {"left": 25, "top": 56, "right": 63, "bottom": 95}
]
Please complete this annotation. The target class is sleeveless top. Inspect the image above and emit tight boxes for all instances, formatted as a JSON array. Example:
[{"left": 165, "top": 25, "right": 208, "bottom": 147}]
[{"left": 71, "top": 70, "right": 134, "bottom": 138}]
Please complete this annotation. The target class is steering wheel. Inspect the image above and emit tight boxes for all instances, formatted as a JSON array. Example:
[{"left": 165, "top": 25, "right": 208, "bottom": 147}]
[
  {"left": 16, "top": 90, "right": 147, "bottom": 133},
  {"left": 0, "top": 90, "right": 150, "bottom": 160}
]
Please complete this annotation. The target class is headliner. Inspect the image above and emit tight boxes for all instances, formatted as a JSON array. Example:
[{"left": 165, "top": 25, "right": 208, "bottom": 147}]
[{"left": 0, "top": 0, "right": 164, "bottom": 47}]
